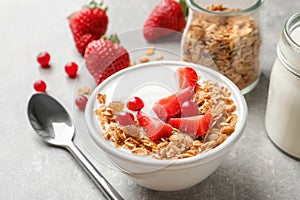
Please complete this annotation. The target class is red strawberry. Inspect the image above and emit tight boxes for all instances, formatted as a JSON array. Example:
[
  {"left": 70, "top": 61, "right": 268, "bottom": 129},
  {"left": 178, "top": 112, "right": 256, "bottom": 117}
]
[
  {"left": 137, "top": 111, "right": 173, "bottom": 140},
  {"left": 143, "top": 0, "right": 187, "bottom": 41},
  {"left": 69, "top": 1, "right": 108, "bottom": 55},
  {"left": 84, "top": 34, "right": 130, "bottom": 85},
  {"left": 177, "top": 67, "right": 198, "bottom": 91},
  {"left": 152, "top": 86, "right": 194, "bottom": 121},
  {"left": 168, "top": 113, "right": 213, "bottom": 136}
]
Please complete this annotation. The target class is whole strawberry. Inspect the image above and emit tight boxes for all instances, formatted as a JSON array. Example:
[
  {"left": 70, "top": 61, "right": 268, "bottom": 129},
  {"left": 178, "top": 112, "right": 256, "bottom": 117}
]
[
  {"left": 84, "top": 34, "right": 130, "bottom": 85},
  {"left": 69, "top": 1, "right": 108, "bottom": 55},
  {"left": 143, "top": 0, "right": 187, "bottom": 41}
]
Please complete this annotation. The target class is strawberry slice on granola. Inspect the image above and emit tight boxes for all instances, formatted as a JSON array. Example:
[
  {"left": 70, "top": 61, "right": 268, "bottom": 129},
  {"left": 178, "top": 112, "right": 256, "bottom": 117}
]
[
  {"left": 152, "top": 86, "right": 195, "bottom": 121},
  {"left": 168, "top": 113, "right": 213, "bottom": 136},
  {"left": 137, "top": 111, "right": 173, "bottom": 141},
  {"left": 176, "top": 67, "right": 198, "bottom": 91}
]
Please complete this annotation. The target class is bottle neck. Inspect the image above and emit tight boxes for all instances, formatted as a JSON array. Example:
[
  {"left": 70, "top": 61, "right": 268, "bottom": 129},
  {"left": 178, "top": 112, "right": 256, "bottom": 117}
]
[{"left": 277, "top": 12, "right": 300, "bottom": 76}]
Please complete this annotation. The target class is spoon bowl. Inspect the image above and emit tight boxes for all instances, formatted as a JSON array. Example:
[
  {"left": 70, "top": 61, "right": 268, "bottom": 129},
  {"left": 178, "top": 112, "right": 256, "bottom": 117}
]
[
  {"left": 27, "top": 93, "right": 123, "bottom": 200},
  {"left": 28, "top": 93, "right": 74, "bottom": 146}
]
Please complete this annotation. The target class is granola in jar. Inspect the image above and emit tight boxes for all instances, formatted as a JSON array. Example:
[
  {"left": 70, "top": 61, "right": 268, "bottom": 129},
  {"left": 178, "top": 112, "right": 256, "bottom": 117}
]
[{"left": 182, "top": 1, "right": 263, "bottom": 93}]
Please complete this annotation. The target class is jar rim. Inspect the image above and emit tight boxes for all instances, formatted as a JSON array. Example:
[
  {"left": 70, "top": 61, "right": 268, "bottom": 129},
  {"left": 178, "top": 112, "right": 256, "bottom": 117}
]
[
  {"left": 278, "top": 11, "right": 300, "bottom": 77},
  {"left": 186, "top": 0, "right": 264, "bottom": 16},
  {"left": 284, "top": 11, "right": 300, "bottom": 51}
]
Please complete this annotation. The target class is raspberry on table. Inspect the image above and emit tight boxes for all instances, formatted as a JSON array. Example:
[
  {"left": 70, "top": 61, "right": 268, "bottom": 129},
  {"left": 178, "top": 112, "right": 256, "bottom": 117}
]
[
  {"left": 65, "top": 62, "right": 78, "bottom": 78},
  {"left": 75, "top": 95, "right": 88, "bottom": 110},
  {"left": 33, "top": 80, "right": 47, "bottom": 92},
  {"left": 37, "top": 52, "right": 50, "bottom": 68}
]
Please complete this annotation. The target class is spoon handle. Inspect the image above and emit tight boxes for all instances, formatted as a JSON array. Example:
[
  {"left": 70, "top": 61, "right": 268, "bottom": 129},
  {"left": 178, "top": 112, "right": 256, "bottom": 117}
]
[{"left": 66, "top": 142, "right": 124, "bottom": 200}]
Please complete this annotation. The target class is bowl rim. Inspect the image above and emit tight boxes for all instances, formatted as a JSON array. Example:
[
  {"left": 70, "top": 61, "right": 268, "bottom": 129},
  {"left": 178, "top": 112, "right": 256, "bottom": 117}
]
[{"left": 85, "top": 61, "right": 248, "bottom": 169}]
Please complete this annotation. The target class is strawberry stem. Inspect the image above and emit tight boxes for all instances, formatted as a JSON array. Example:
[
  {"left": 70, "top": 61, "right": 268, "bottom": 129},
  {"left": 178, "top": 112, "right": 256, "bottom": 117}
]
[
  {"left": 108, "top": 34, "right": 120, "bottom": 44},
  {"left": 88, "top": 1, "right": 97, "bottom": 9},
  {"left": 179, "top": 0, "right": 188, "bottom": 17},
  {"left": 85, "top": 0, "right": 108, "bottom": 11}
]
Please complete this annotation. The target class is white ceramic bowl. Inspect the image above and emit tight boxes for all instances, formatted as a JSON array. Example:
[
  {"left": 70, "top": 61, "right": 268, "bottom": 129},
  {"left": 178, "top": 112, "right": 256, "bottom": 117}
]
[{"left": 85, "top": 61, "right": 247, "bottom": 191}]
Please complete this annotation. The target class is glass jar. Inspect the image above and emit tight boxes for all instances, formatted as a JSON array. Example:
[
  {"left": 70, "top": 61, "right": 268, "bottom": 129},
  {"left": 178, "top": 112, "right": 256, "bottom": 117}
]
[
  {"left": 181, "top": 0, "right": 264, "bottom": 94},
  {"left": 265, "top": 12, "right": 300, "bottom": 159}
]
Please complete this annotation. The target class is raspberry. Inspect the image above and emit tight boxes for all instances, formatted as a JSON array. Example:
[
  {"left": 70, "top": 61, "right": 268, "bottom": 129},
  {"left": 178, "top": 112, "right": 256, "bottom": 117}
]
[
  {"left": 75, "top": 95, "right": 88, "bottom": 110},
  {"left": 181, "top": 100, "right": 199, "bottom": 117},
  {"left": 65, "top": 62, "right": 78, "bottom": 78},
  {"left": 33, "top": 80, "right": 47, "bottom": 92},
  {"left": 117, "top": 112, "right": 135, "bottom": 126},
  {"left": 126, "top": 97, "right": 144, "bottom": 111},
  {"left": 37, "top": 52, "right": 50, "bottom": 68}
]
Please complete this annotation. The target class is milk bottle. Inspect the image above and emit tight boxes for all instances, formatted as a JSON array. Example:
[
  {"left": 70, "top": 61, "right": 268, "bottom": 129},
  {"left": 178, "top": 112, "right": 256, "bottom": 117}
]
[{"left": 265, "top": 12, "right": 300, "bottom": 158}]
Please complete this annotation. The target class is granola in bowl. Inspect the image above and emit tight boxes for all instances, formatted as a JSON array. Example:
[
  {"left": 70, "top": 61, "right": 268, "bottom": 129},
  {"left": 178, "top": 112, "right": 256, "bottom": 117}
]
[
  {"left": 84, "top": 61, "right": 247, "bottom": 191},
  {"left": 93, "top": 67, "right": 238, "bottom": 160}
]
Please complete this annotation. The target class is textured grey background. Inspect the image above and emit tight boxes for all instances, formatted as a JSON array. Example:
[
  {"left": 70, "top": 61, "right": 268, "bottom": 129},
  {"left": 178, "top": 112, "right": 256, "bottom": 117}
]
[{"left": 0, "top": 0, "right": 299, "bottom": 199}]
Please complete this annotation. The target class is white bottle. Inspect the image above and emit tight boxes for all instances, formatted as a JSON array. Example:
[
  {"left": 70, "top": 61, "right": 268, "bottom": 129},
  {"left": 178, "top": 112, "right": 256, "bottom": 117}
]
[{"left": 265, "top": 12, "right": 300, "bottom": 158}]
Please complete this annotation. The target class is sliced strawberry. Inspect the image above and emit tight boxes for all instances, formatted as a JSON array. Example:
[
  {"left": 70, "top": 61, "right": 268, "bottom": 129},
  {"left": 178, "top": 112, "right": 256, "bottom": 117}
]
[
  {"left": 137, "top": 111, "right": 152, "bottom": 127},
  {"left": 176, "top": 67, "right": 198, "bottom": 91},
  {"left": 137, "top": 111, "right": 173, "bottom": 141},
  {"left": 168, "top": 113, "right": 213, "bottom": 136},
  {"left": 152, "top": 86, "right": 195, "bottom": 121}
]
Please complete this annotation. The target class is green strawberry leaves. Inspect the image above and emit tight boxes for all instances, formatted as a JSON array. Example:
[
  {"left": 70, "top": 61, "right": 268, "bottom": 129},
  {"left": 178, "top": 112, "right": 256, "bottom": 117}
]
[{"left": 179, "top": 0, "right": 189, "bottom": 17}]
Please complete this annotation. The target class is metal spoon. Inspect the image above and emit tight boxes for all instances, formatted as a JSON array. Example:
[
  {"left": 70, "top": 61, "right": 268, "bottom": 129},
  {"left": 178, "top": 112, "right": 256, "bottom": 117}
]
[{"left": 27, "top": 93, "right": 123, "bottom": 200}]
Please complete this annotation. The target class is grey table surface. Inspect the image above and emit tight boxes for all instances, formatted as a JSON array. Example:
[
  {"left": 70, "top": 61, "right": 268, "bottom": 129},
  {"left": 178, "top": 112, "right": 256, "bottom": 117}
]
[{"left": 1, "top": 0, "right": 299, "bottom": 199}]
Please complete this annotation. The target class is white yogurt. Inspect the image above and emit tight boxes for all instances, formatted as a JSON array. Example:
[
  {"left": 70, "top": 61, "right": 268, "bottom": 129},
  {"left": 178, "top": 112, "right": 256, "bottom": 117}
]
[
  {"left": 132, "top": 83, "right": 172, "bottom": 116},
  {"left": 265, "top": 21, "right": 300, "bottom": 158}
]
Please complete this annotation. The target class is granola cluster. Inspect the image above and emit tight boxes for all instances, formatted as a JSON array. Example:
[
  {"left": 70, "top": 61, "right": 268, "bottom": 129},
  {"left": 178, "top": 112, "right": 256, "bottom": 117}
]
[
  {"left": 94, "top": 78, "right": 238, "bottom": 160},
  {"left": 182, "top": 4, "right": 261, "bottom": 90}
]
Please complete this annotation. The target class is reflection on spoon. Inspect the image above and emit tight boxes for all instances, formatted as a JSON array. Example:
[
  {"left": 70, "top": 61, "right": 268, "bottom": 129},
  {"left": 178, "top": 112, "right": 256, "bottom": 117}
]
[{"left": 27, "top": 93, "right": 123, "bottom": 200}]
